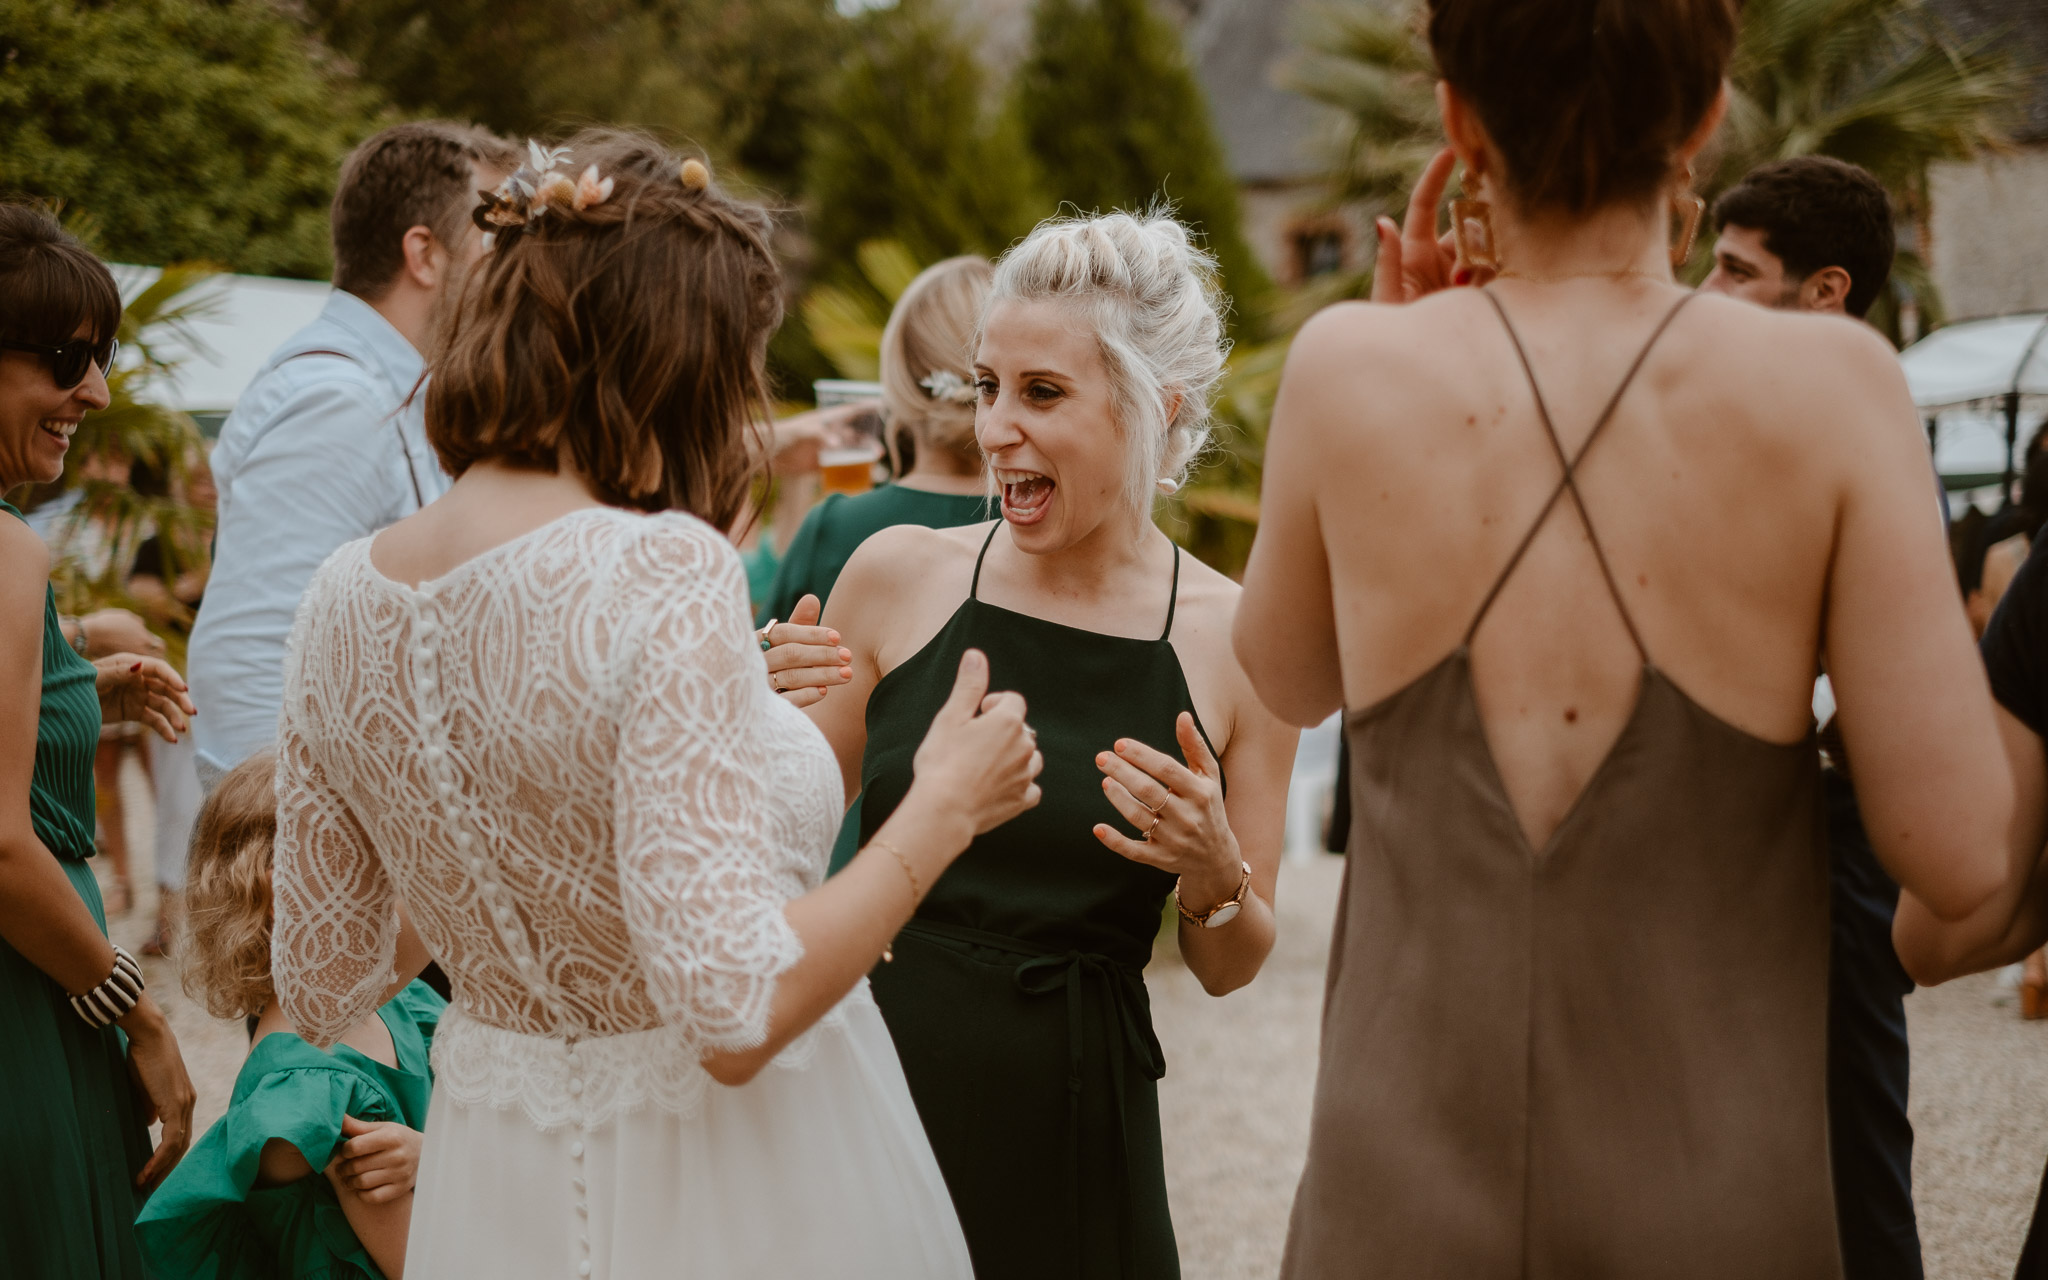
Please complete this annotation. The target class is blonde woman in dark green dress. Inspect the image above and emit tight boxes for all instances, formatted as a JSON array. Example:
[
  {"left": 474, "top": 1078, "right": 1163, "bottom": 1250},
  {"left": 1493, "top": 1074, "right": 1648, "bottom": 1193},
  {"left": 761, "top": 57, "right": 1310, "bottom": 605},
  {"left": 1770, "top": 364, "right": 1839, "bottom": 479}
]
[
  {"left": 779, "top": 213, "right": 1299, "bottom": 1279},
  {"left": 0, "top": 203, "right": 199, "bottom": 1278}
]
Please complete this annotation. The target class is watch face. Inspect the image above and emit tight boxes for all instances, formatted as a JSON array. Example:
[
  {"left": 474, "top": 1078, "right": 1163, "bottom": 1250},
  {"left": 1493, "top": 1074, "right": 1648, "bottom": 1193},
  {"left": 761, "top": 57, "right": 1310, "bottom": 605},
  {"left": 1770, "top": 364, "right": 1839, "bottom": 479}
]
[{"left": 1204, "top": 900, "right": 1242, "bottom": 929}]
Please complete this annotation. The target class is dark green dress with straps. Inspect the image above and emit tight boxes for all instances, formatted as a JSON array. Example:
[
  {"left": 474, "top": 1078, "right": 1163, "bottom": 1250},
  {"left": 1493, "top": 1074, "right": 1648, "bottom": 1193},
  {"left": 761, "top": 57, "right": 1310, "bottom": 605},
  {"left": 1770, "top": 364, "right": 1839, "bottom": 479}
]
[
  {"left": 0, "top": 498, "right": 153, "bottom": 1278},
  {"left": 857, "top": 523, "right": 1219, "bottom": 1280}
]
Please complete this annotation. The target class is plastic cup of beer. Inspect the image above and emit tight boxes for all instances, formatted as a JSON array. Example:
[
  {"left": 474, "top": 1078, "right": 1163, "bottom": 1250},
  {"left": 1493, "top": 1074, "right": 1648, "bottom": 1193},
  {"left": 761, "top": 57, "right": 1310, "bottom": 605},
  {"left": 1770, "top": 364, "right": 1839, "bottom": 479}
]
[
  {"left": 814, "top": 378, "right": 886, "bottom": 496},
  {"left": 819, "top": 440, "right": 883, "bottom": 496}
]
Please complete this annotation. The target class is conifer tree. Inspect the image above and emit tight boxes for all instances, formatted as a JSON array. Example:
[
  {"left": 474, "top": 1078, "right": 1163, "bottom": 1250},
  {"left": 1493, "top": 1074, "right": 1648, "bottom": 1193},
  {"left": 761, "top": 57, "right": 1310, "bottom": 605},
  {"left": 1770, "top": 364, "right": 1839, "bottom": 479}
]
[
  {"left": 803, "top": 0, "right": 1046, "bottom": 287},
  {"left": 1009, "top": 0, "right": 1270, "bottom": 320}
]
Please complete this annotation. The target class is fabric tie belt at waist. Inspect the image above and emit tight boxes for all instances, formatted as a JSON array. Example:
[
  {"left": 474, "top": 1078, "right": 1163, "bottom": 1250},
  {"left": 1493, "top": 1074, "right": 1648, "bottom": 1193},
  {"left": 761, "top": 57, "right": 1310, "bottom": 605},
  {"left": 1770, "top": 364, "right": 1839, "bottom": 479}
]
[{"left": 898, "top": 917, "right": 1165, "bottom": 1279}]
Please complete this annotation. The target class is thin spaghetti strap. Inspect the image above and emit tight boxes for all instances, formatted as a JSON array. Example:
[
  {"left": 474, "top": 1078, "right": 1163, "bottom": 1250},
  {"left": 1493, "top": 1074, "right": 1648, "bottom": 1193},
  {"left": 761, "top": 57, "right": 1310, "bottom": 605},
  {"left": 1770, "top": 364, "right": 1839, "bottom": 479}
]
[
  {"left": 1463, "top": 289, "right": 1696, "bottom": 657},
  {"left": 970, "top": 521, "right": 1003, "bottom": 599},
  {"left": 1160, "top": 544, "right": 1182, "bottom": 641}
]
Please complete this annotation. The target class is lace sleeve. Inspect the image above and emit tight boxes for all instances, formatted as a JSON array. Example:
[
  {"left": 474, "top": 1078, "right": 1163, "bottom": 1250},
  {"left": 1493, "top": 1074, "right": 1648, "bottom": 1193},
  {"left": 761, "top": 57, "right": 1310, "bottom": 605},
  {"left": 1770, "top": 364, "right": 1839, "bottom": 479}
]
[
  {"left": 270, "top": 570, "right": 398, "bottom": 1050},
  {"left": 610, "top": 520, "right": 805, "bottom": 1052}
]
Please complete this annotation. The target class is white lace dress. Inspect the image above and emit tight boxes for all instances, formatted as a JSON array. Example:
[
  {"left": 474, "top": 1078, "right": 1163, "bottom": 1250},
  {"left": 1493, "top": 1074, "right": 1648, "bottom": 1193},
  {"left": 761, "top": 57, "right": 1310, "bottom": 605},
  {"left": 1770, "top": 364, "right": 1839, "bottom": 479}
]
[{"left": 269, "top": 507, "right": 970, "bottom": 1279}]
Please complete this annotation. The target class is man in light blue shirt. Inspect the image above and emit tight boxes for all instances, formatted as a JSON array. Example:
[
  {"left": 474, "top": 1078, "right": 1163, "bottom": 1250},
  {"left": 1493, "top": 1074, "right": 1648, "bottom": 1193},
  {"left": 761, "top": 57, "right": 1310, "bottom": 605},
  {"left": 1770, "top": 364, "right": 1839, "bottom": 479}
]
[{"left": 190, "top": 122, "right": 514, "bottom": 784}]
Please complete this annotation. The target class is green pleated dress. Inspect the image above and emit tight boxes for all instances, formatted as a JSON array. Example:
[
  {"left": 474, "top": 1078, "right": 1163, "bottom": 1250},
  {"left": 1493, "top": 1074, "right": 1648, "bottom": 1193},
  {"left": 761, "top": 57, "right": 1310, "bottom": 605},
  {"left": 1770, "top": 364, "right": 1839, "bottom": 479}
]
[
  {"left": 136, "top": 981, "right": 445, "bottom": 1280},
  {"left": 855, "top": 523, "right": 1220, "bottom": 1280},
  {"left": 0, "top": 498, "right": 154, "bottom": 1278}
]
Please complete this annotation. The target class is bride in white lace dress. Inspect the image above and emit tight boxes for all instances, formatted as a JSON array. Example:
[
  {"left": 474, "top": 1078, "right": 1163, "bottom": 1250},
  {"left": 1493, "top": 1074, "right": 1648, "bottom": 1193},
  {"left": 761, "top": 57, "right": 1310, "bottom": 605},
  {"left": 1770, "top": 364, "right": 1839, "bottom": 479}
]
[{"left": 267, "top": 132, "right": 1042, "bottom": 1279}]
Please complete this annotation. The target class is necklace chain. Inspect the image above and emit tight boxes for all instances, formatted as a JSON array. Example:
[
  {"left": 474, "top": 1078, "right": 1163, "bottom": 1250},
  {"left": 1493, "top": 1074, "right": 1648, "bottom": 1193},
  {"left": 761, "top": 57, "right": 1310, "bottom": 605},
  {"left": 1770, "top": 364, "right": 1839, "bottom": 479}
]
[{"left": 1495, "top": 267, "right": 1669, "bottom": 285}]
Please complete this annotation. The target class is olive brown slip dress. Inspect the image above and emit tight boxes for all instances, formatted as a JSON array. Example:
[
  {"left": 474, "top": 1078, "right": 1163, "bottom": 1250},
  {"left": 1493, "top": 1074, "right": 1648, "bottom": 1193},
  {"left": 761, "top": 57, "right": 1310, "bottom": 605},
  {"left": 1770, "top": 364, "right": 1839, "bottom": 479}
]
[{"left": 1280, "top": 292, "right": 1840, "bottom": 1278}]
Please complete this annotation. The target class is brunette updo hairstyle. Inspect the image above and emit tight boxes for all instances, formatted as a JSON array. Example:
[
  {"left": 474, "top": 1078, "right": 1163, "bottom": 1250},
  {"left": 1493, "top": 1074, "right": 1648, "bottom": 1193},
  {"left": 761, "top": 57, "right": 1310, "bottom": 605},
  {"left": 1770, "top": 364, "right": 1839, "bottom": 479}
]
[
  {"left": 1428, "top": 0, "right": 1739, "bottom": 213},
  {"left": 426, "top": 129, "right": 782, "bottom": 528}
]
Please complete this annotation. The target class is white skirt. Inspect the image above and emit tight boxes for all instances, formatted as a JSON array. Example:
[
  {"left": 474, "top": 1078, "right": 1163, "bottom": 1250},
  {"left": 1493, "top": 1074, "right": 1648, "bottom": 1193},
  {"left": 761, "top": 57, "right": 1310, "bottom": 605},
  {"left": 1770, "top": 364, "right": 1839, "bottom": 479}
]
[{"left": 407, "top": 988, "right": 971, "bottom": 1279}]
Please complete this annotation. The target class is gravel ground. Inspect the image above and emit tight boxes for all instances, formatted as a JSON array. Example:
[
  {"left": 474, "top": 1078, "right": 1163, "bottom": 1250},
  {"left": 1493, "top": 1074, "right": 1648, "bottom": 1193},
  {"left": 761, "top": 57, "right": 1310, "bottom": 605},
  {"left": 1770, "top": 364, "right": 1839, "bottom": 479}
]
[{"left": 99, "top": 757, "right": 2048, "bottom": 1278}]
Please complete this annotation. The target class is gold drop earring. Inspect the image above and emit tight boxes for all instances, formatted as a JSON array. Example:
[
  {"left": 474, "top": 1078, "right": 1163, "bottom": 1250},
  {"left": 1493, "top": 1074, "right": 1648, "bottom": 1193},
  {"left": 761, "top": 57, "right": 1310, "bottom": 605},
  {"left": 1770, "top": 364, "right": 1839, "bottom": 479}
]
[
  {"left": 1451, "top": 171, "right": 1499, "bottom": 279},
  {"left": 1669, "top": 164, "right": 1706, "bottom": 268}
]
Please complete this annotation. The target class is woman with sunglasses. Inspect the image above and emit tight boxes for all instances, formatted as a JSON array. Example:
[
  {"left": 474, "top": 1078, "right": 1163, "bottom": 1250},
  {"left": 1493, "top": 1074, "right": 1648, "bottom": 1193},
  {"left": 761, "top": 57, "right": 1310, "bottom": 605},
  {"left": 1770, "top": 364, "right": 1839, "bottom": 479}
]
[{"left": 0, "top": 202, "right": 199, "bottom": 1279}]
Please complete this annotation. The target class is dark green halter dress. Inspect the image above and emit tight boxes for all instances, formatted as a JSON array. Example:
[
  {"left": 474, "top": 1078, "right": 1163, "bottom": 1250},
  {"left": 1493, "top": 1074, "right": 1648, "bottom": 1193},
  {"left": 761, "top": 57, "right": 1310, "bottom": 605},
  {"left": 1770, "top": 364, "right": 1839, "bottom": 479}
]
[
  {"left": 0, "top": 498, "right": 153, "bottom": 1278},
  {"left": 858, "top": 523, "right": 1218, "bottom": 1280}
]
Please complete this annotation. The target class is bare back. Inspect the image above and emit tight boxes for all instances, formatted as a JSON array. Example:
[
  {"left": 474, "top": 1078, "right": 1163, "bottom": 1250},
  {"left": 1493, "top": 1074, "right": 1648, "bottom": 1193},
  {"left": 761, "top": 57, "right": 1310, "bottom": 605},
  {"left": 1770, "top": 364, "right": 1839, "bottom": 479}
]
[{"left": 1243, "top": 281, "right": 2000, "bottom": 885}]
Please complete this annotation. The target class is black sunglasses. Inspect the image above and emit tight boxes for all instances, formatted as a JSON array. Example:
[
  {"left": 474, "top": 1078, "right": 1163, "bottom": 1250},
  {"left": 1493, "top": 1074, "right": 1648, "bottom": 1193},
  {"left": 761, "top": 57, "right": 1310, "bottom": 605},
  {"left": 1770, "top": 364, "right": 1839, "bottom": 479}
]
[{"left": 0, "top": 336, "right": 120, "bottom": 390}]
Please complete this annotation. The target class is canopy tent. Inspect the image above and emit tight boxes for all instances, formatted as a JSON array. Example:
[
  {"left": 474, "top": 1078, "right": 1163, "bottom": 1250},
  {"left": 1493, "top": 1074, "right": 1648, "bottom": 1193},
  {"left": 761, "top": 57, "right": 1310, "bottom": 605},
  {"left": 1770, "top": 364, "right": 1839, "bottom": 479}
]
[
  {"left": 1898, "top": 312, "right": 2048, "bottom": 492},
  {"left": 109, "top": 265, "right": 332, "bottom": 434}
]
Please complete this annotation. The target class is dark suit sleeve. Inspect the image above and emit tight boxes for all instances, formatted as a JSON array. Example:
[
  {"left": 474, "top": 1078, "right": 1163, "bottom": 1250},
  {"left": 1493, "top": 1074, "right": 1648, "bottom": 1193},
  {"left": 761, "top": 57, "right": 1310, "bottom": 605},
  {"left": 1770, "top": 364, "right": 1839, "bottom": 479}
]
[{"left": 1981, "top": 526, "right": 2048, "bottom": 738}]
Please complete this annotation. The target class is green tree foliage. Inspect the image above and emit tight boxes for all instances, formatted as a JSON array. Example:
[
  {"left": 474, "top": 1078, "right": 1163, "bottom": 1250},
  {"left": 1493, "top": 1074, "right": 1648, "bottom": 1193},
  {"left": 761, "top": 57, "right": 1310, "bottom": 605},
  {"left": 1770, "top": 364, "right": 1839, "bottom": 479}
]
[
  {"left": 1010, "top": 0, "right": 1272, "bottom": 321},
  {"left": 804, "top": 0, "right": 1045, "bottom": 288},
  {"left": 0, "top": 0, "right": 384, "bottom": 278},
  {"left": 1288, "top": 0, "right": 2022, "bottom": 332},
  {"left": 302, "top": 0, "right": 848, "bottom": 195}
]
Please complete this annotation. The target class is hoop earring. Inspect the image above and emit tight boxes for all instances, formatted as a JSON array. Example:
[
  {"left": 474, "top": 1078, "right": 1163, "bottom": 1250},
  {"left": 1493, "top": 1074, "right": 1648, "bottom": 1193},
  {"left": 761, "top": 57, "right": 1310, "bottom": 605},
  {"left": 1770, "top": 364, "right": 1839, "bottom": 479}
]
[
  {"left": 1451, "top": 194, "right": 1499, "bottom": 276},
  {"left": 1669, "top": 166, "right": 1706, "bottom": 268}
]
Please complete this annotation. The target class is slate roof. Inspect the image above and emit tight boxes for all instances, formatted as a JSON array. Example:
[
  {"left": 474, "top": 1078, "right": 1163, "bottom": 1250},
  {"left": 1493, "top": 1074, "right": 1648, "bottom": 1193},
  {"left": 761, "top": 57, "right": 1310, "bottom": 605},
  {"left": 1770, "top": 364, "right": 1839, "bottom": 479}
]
[
  {"left": 1929, "top": 0, "right": 2048, "bottom": 143},
  {"left": 1186, "top": 0, "right": 1337, "bottom": 185}
]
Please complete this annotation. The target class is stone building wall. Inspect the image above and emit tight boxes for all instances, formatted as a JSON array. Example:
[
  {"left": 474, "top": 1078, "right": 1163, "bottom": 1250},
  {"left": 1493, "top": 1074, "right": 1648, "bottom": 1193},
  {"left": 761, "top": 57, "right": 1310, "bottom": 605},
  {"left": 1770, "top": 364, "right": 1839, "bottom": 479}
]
[{"left": 1928, "top": 146, "right": 2048, "bottom": 321}]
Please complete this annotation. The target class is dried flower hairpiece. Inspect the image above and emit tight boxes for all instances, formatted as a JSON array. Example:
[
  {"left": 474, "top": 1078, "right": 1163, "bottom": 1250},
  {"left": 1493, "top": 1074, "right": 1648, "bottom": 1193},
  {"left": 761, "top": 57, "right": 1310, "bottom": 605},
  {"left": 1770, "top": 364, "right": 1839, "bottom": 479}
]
[
  {"left": 472, "top": 140, "right": 615, "bottom": 234},
  {"left": 920, "top": 370, "right": 979, "bottom": 405},
  {"left": 679, "top": 157, "right": 710, "bottom": 191}
]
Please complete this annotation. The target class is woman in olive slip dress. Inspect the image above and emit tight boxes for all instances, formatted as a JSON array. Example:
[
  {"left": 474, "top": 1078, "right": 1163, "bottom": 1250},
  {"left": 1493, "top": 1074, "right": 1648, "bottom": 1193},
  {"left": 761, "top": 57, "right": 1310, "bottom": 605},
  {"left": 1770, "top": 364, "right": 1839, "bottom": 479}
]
[
  {"left": 781, "top": 212, "right": 1298, "bottom": 1279},
  {"left": 1233, "top": 3, "right": 2013, "bottom": 1270}
]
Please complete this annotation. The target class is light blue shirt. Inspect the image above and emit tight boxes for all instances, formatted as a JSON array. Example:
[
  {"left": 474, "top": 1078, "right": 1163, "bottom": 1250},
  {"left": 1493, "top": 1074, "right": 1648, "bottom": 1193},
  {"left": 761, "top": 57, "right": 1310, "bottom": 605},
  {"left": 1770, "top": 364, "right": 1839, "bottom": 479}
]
[{"left": 188, "top": 290, "right": 449, "bottom": 782}]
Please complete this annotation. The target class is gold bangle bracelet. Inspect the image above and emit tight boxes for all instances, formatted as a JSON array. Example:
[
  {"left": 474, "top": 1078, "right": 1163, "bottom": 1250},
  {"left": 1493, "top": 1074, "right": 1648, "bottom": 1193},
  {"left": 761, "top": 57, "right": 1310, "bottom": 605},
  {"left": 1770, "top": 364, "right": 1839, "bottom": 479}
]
[
  {"left": 868, "top": 838, "right": 920, "bottom": 963},
  {"left": 870, "top": 838, "right": 922, "bottom": 904}
]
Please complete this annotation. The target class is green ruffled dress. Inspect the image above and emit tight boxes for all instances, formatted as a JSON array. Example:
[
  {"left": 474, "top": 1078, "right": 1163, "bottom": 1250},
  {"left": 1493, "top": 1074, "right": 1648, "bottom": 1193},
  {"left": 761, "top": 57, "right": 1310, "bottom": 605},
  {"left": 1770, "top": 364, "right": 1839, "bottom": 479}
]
[
  {"left": 136, "top": 981, "right": 445, "bottom": 1280},
  {"left": 0, "top": 498, "right": 154, "bottom": 1279}
]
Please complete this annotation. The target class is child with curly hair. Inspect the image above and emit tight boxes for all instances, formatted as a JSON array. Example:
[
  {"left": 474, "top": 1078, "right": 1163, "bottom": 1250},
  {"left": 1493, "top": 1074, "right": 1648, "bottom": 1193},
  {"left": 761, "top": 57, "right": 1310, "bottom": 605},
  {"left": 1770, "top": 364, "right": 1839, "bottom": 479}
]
[{"left": 136, "top": 751, "right": 442, "bottom": 1280}]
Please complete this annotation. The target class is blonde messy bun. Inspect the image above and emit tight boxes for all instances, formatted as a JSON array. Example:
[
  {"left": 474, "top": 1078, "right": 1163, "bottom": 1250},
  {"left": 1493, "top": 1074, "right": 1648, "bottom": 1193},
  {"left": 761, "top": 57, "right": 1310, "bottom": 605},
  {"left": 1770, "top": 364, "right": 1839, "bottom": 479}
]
[
  {"left": 985, "top": 211, "right": 1229, "bottom": 512},
  {"left": 881, "top": 256, "right": 994, "bottom": 463}
]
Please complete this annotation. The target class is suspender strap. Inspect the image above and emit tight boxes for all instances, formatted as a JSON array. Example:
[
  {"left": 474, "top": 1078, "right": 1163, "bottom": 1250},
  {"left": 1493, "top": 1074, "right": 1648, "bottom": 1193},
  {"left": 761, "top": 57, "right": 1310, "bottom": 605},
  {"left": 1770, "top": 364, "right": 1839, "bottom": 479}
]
[
  {"left": 1159, "top": 544, "right": 1182, "bottom": 642},
  {"left": 274, "top": 347, "right": 429, "bottom": 511},
  {"left": 970, "top": 521, "right": 1002, "bottom": 599}
]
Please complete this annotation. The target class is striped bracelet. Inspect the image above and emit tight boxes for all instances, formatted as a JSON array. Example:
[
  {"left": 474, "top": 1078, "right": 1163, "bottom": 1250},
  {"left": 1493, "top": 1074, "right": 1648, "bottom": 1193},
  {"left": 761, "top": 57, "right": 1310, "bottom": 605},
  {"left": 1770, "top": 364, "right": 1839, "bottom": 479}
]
[{"left": 71, "top": 944, "right": 144, "bottom": 1029}]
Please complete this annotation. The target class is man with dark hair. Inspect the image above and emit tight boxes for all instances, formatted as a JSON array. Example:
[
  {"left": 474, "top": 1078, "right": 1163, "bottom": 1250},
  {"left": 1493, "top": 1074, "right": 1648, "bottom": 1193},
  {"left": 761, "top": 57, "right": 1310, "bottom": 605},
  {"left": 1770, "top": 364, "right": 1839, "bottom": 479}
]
[
  {"left": 189, "top": 122, "right": 515, "bottom": 785},
  {"left": 1703, "top": 156, "right": 1920, "bottom": 1280},
  {"left": 1705, "top": 155, "right": 1897, "bottom": 319}
]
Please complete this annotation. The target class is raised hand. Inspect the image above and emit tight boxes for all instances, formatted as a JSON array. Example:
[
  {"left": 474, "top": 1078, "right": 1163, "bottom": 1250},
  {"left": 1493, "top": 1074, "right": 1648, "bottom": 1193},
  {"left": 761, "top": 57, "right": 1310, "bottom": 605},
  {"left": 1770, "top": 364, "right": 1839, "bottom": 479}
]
[
  {"left": 1093, "top": 712, "right": 1241, "bottom": 898},
  {"left": 1370, "top": 147, "right": 1495, "bottom": 304},
  {"left": 911, "top": 649, "right": 1043, "bottom": 837},
  {"left": 761, "top": 594, "right": 852, "bottom": 708},
  {"left": 93, "top": 653, "right": 195, "bottom": 742}
]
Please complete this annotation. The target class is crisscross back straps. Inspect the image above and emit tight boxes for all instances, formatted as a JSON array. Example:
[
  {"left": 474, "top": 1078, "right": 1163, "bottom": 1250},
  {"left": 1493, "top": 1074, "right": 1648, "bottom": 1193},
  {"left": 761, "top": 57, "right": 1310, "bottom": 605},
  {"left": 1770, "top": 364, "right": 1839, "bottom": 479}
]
[{"left": 1462, "top": 289, "right": 1697, "bottom": 657}]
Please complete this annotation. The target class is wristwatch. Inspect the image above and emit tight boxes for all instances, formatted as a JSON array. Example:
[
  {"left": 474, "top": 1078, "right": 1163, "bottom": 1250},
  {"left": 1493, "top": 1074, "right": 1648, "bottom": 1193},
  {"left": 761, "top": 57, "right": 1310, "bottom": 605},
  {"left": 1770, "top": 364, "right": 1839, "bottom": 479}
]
[
  {"left": 65, "top": 615, "right": 89, "bottom": 658},
  {"left": 1175, "top": 861, "right": 1251, "bottom": 929}
]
